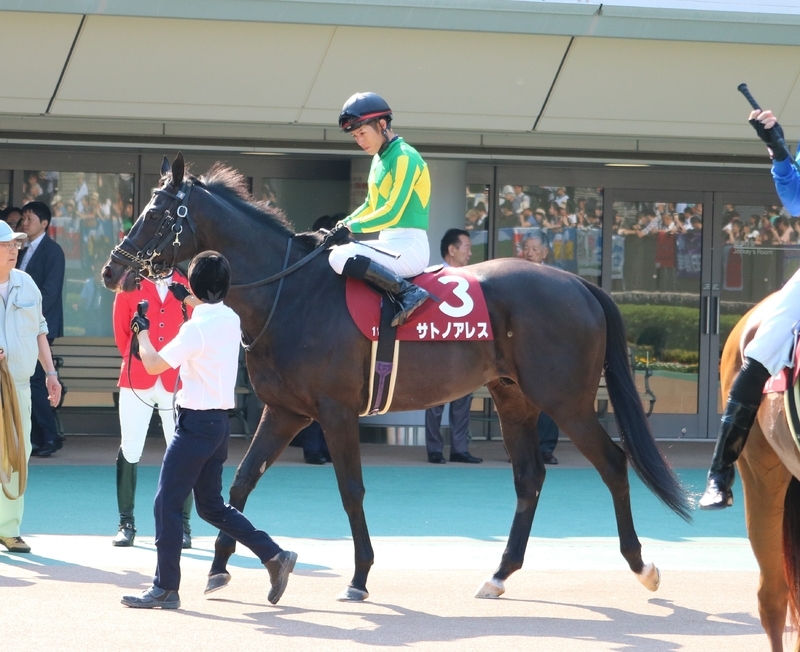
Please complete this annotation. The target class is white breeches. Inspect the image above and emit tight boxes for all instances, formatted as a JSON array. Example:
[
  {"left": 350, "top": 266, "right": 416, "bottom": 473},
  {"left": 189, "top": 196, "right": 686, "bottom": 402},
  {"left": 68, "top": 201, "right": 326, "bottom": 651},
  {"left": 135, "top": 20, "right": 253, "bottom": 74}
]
[
  {"left": 119, "top": 378, "right": 177, "bottom": 463},
  {"left": 744, "top": 267, "right": 800, "bottom": 376},
  {"left": 328, "top": 227, "right": 430, "bottom": 278}
]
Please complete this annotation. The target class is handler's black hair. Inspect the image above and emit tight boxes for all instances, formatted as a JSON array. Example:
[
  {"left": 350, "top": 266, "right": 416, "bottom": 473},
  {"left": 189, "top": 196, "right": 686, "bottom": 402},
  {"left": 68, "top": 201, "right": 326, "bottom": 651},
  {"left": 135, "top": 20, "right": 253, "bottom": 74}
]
[{"left": 188, "top": 251, "right": 231, "bottom": 304}]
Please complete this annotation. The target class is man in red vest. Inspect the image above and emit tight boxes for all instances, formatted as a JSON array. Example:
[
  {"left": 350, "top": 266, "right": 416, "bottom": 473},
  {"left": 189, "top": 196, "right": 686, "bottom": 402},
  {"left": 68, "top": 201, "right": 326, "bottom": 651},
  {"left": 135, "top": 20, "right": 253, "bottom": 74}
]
[{"left": 111, "top": 271, "right": 193, "bottom": 547}]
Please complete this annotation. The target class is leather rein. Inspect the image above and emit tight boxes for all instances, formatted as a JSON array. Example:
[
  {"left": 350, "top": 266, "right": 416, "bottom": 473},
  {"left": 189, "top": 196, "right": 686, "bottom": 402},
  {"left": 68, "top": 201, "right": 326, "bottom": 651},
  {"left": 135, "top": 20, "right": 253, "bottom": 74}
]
[{"left": 110, "top": 178, "right": 336, "bottom": 353}]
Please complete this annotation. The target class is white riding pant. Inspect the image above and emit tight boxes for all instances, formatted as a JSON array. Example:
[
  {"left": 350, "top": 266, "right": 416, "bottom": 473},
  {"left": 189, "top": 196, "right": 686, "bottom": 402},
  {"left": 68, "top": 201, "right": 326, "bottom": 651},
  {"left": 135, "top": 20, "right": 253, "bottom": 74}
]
[
  {"left": 744, "top": 266, "right": 800, "bottom": 376},
  {"left": 119, "top": 378, "right": 177, "bottom": 463},
  {"left": 328, "top": 227, "right": 430, "bottom": 278}
]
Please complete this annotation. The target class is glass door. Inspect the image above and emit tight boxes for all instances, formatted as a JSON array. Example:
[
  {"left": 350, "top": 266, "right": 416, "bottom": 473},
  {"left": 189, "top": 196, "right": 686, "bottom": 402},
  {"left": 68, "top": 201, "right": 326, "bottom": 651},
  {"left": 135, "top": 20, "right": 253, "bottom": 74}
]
[
  {"left": 607, "top": 189, "right": 711, "bottom": 438},
  {"left": 708, "top": 191, "right": 799, "bottom": 436}
]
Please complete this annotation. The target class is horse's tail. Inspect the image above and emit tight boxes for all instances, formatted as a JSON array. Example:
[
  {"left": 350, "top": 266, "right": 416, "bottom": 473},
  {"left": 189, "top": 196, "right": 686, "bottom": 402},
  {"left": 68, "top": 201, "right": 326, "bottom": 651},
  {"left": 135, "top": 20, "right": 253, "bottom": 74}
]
[
  {"left": 580, "top": 280, "right": 692, "bottom": 522},
  {"left": 783, "top": 476, "right": 800, "bottom": 631}
]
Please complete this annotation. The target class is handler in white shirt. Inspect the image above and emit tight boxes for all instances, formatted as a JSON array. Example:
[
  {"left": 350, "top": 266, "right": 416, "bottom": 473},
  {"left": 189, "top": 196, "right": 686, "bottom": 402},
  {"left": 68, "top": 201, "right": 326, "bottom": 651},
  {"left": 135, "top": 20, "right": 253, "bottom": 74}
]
[{"left": 120, "top": 251, "right": 296, "bottom": 610}]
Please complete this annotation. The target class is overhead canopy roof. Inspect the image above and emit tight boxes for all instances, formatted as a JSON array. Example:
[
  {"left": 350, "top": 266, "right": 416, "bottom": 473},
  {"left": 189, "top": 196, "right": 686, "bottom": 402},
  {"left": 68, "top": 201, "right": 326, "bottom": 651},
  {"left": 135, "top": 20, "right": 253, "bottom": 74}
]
[{"left": 1, "top": 2, "right": 799, "bottom": 160}]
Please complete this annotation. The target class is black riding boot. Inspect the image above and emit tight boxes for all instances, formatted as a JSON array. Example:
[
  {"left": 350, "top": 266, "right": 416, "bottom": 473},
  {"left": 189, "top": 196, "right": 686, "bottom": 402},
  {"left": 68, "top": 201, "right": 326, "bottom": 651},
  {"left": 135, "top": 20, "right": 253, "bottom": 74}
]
[
  {"left": 113, "top": 448, "right": 137, "bottom": 546},
  {"left": 182, "top": 494, "right": 193, "bottom": 549},
  {"left": 699, "top": 357, "right": 771, "bottom": 510},
  {"left": 342, "top": 255, "right": 430, "bottom": 327}
]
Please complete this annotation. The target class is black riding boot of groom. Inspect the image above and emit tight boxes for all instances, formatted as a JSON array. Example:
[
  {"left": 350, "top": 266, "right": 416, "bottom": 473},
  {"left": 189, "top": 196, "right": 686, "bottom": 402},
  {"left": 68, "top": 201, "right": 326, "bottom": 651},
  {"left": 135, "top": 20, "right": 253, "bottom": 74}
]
[
  {"left": 113, "top": 448, "right": 137, "bottom": 546},
  {"left": 342, "top": 255, "right": 430, "bottom": 327},
  {"left": 699, "top": 357, "right": 771, "bottom": 510},
  {"left": 113, "top": 448, "right": 194, "bottom": 548}
]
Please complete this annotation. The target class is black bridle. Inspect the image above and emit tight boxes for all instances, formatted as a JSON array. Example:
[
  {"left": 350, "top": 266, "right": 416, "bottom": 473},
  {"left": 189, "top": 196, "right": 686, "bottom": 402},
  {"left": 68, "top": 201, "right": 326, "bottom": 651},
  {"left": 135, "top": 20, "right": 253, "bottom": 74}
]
[
  {"left": 109, "top": 180, "right": 196, "bottom": 280},
  {"left": 110, "top": 177, "right": 339, "bottom": 353}
]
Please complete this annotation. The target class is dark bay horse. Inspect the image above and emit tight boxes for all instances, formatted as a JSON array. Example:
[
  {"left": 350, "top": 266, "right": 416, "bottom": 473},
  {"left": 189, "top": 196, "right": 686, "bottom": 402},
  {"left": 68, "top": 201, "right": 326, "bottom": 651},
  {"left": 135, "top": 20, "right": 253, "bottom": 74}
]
[
  {"left": 102, "top": 153, "right": 690, "bottom": 602},
  {"left": 720, "top": 295, "right": 800, "bottom": 651}
]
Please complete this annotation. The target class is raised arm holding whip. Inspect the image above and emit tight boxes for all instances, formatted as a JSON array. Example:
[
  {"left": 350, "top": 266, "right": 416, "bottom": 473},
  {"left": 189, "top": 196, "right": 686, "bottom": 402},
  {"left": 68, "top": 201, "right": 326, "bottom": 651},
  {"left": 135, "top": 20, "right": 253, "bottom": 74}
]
[{"left": 700, "top": 85, "right": 800, "bottom": 509}]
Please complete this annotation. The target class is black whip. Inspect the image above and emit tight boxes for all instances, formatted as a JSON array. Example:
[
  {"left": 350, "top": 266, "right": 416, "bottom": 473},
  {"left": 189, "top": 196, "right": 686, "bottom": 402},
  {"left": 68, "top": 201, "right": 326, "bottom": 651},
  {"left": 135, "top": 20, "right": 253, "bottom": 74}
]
[{"left": 738, "top": 83, "right": 800, "bottom": 173}]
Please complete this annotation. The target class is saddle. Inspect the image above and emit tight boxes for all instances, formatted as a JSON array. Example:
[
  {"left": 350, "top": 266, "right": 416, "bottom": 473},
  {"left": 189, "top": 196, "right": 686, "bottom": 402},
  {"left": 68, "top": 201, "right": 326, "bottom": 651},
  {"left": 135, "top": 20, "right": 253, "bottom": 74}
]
[
  {"left": 345, "top": 266, "right": 493, "bottom": 417},
  {"left": 763, "top": 333, "right": 800, "bottom": 451},
  {"left": 345, "top": 266, "right": 493, "bottom": 342}
]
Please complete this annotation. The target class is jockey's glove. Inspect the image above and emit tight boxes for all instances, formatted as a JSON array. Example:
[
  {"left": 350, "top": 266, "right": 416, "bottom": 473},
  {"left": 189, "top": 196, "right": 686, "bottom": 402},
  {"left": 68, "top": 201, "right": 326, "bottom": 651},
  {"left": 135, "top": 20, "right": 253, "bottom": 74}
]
[
  {"left": 749, "top": 118, "right": 789, "bottom": 161},
  {"left": 326, "top": 221, "right": 352, "bottom": 245},
  {"left": 168, "top": 282, "right": 191, "bottom": 303}
]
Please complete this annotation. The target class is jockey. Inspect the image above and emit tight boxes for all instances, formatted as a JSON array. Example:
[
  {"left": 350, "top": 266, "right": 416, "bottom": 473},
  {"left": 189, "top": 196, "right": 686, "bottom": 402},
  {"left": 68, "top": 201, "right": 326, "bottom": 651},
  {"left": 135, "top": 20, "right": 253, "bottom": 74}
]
[
  {"left": 700, "top": 109, "right": 800, "bottom": 509},
  {"left": 328, "top": 92, "right": 431, "bottom": 327}
]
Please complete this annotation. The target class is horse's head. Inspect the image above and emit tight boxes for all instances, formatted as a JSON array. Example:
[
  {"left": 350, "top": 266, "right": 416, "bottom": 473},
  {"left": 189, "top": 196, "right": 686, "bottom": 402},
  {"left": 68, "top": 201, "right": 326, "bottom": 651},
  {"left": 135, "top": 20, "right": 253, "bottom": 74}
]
[{"left": 102, "top": 153, "right": 197, "bottom": 292}]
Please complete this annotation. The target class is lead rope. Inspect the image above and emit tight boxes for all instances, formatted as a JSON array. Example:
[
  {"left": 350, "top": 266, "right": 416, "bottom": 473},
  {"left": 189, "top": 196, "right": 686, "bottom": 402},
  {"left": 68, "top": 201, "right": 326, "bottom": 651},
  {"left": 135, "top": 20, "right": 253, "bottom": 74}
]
[{"left": 0, "top": 356, "right": 26, "bottom": 500}]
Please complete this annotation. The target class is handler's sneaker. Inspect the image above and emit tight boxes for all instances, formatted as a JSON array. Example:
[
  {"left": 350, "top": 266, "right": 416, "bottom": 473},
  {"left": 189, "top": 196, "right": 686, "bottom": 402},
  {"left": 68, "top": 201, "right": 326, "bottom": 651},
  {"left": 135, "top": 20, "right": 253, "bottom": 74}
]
[
  {"left": 0, "top": 536, "right": 31, "bottom": 553},
  {"left": 265, "top": 550, "right": 297, "bottom": 604},
  {"left": 121, "top": 585, "right": 180, "bottom": 609}
]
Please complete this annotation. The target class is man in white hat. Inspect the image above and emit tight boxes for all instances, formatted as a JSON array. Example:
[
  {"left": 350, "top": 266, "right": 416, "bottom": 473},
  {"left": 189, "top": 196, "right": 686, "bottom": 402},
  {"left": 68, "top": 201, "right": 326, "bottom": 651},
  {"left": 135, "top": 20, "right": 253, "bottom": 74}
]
[{"left": 0, "top": 221, "right": 61, "bottom": 553}]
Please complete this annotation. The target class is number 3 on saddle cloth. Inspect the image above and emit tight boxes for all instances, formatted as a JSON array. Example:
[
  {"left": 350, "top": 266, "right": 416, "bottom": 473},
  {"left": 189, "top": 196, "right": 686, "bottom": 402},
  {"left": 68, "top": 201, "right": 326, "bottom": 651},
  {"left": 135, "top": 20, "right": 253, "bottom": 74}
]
[
  {"left": 345, "top": 265, "right": 494, "bottom": 417},
  {"left": 763, "top": 331, "right": 800, "bottom": 451}
]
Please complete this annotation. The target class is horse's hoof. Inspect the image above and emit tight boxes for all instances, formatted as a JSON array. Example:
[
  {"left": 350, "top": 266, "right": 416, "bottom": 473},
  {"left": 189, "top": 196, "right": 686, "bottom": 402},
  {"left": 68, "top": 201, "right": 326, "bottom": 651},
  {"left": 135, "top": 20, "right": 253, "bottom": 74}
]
[
  {"left": 204, "top": 572, "right": 231, "bottom": 595},
  {"left": 475, "top": 577, "right": 505, "bottom": 599},
  {"left": 635, "top": 562, "right": 660, "bottom": 592},
  {"left": 336, "top": 586, "right": 369, "bottom": 602}
]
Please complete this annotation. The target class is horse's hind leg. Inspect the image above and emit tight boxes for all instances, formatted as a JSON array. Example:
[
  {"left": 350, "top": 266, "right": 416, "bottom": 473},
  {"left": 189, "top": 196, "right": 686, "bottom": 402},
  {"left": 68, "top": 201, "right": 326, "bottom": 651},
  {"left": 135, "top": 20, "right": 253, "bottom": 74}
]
[
  {"left": 738, "top": 423, "right": 791, "bottom": 652},
  {"left": 206, "top": 405, "right": 307, "bottom": 594},
  {"left": 476, "top": 382, "right": 545, "bottom": 599},
  {"left": 557, "top": 406, "right": 659, "bottom": 590}
]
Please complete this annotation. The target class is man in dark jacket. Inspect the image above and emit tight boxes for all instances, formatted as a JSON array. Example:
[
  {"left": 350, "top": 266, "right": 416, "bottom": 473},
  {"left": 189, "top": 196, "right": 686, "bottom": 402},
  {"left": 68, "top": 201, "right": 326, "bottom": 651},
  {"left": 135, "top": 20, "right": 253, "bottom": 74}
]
[{"left": 18, "top": 201, "right": 65, "bottom": 457}]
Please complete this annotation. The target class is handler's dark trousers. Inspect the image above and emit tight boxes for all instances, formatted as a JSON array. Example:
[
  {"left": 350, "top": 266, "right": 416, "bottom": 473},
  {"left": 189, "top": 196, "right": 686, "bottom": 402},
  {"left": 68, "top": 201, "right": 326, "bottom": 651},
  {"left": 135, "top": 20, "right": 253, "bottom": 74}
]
[
  {"left": 426, "top": 393, "right": 472, "bottom": 455},
  {"left": 154, "top": 408, "right": 282, "bottom": 591}
]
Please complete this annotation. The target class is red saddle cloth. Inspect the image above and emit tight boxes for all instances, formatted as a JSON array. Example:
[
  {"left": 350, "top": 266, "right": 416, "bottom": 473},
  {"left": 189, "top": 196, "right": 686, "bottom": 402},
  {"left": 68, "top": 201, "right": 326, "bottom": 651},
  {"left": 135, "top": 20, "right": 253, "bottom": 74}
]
[
  {"left": 763, "top": 338, "right": 800, "bottom": 394},
  {"left": 346, "top": 266, "right": 493, "bottom": 342}
]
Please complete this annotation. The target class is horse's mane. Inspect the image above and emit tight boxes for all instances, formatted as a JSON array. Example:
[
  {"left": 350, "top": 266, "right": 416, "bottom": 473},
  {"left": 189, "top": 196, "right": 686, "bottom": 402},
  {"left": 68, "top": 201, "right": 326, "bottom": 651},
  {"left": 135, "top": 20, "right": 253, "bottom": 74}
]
[{"left": 179, "top": 163, "right": 324, "bottom": 250}]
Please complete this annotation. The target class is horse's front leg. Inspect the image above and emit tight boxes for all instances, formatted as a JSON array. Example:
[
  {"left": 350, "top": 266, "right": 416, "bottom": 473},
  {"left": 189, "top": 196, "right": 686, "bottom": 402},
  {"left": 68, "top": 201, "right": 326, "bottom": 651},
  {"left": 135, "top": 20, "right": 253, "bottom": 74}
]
[
  {"left": 319, "top": 404, "right": 373, "bottom": 601},
  {"left": 206, "top": 405, "right": 307, "bottom": 594},
  {"left": 476, "top": 383, "right": 544, "bottom": 599}
]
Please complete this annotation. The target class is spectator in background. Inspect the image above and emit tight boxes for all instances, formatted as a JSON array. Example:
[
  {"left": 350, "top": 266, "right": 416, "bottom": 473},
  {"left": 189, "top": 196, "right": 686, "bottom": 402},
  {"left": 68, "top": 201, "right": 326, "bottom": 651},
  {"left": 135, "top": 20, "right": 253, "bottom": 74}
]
[
  {"left": 473, "top": 202, "right": 488, "bottom": 229},
  {"left": 425, "top": 229, "right": 482, "bottom": 465},
  {"left": 635, "top": 209, "right": 661, "bottom": 237},
  {"left": 513, "top": 186, "right": 531, "bottom": 212},
  {"left": 520, "top": 232, "right": 559, "bottom": 464},
  {"left": 497, "top": 203, "right": 519, "bottom": 229},
  {"left": 554, "top": 187, "right": 569, "bottom": 209},
  {"left": 18, "top": 201, "right": 65, "bottom": 458},
  {"left": 725, "top": 218, "right": 745, "bottom": 245},
  {"left": 73, "top": 173, "right": 89, "bottom": 213},
  {"left": 659, "top": 212, "right": 679, "bottom": 233},
  {"left": 774, "top": 215, "right": 794, "bottom": 243},
  {"left": 0, "top": 221, "right": 61, "bottom": 554},
  {"left": 0, "top": 206, "right": 22, "bottom": 231},
  {"left": 23, "top": 173, "right": 43, "bottom": 203},
  {"left": 522, "top": 232, "right": 550, "bottom": 264},
  {"left": 690, "top": 215, "right": 703, "bottom": 231},
  {"left": 501, "top": 186, "right": 519, "bottom": 213}
]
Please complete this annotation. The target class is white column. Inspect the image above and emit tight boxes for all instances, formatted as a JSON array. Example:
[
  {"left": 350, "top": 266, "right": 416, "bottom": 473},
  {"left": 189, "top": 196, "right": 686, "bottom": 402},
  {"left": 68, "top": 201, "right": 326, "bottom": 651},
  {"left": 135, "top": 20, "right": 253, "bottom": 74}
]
[{"left": 426, "top": 159, "right": 467, "bottom": 265}]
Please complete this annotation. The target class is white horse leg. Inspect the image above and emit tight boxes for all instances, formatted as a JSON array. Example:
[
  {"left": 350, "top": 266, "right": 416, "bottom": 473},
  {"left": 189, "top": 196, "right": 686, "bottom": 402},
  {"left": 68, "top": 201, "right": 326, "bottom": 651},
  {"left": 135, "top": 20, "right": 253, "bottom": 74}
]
[
  {"left": 635, "top": 562, "right": 660, "bottom": 591},
  {"left": 475, "top": 577, "right": 506, "bottom": 599}
]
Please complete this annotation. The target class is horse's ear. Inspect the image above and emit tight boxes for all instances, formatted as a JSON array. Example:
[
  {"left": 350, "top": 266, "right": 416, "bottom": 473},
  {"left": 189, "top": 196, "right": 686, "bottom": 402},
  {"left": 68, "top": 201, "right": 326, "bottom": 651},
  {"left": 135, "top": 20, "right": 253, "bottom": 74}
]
[
  {"left": 160, "top": 156, "right": 170, "bottom": 177},
  {"left": 172, "top": 152, "right": 185, "bottom": 186}
]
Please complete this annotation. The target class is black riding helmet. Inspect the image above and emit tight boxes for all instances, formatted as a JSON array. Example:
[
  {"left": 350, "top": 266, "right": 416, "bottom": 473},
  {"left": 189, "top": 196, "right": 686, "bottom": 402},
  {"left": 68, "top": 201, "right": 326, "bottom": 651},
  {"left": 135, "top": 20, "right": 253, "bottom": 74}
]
[{"left": 339, "top": 92, "right": 392, "bottom": 133}]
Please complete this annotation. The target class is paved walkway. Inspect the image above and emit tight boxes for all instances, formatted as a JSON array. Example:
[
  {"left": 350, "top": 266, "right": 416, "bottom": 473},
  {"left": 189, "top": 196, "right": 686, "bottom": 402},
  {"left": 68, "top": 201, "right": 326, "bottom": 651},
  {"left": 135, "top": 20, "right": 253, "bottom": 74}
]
[{"left": 2, "top": 437, "right": 776, "bottom": 651}]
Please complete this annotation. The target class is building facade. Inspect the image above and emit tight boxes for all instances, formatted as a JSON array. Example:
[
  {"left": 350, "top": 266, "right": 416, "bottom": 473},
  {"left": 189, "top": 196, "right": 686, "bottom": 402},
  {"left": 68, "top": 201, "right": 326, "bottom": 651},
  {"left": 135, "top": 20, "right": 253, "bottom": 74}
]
[{"left": 2, "top": 1, "right": 800, "bottom": 439}]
